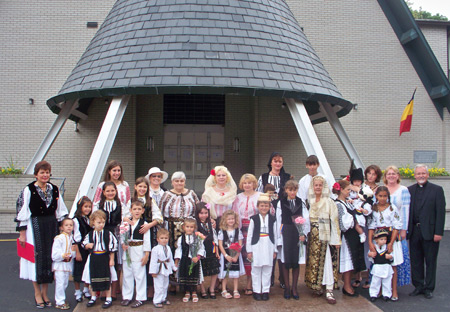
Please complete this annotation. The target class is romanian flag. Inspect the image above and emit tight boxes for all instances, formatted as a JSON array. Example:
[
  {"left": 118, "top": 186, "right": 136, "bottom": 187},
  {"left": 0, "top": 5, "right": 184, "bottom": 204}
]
[{"left": 399, "top": 89, "right": 416, "bottom": 136}]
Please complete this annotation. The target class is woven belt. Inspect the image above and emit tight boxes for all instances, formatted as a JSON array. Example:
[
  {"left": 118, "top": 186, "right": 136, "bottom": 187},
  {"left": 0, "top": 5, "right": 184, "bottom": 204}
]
[
  {"left": 93, "top": 251, "right": 107, "bottom": 254},
  {"left": 128, "top": 241, "right": 144, "bottom": 246}
]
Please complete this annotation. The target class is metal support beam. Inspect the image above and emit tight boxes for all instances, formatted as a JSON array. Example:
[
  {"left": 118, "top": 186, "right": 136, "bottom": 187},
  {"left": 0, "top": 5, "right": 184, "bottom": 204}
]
[
  {"left": 319, "top": 101, "right": 365, "bottom": 169},
  {"left": 70, "top": 96, "right": 130, "bottom": 216},
  {"left": 285, "top": 98, "right": 335, "bottom": 184},
  {"left": 25, "top": 100, "right": 78, "bottom": 174}
]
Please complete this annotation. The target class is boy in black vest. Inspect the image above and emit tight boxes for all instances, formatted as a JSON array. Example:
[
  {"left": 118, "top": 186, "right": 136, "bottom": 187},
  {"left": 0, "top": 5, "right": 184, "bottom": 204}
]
[
  {"left": 120, "top": 201, "right": 151, "bottom": 308},
  {"left": 246, "top": 193, "right": 277, "bottom": 301}
]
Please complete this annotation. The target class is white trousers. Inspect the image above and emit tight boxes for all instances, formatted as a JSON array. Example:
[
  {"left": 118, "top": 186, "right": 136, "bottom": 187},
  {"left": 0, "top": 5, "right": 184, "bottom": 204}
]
[
  {"left": 54, "top": 271, "right": 69, "bottom": 305},
  {"left": 251, "top": 266, "right": 272, "bottom": 294},
  {"left": 153, "top": 274, "right": 169, "bottom": 304},
  {"left": 369, "top": 275, "right": 393, "bottom": 298},
  {"left": 122, "top": 261, "right": 147, "bottom": 301}
]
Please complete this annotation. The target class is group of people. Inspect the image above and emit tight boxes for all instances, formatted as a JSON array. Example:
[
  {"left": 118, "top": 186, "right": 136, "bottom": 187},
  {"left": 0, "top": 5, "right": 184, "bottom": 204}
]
[{"left": 15, "top": 152, "right": 446, "bottom": 309}]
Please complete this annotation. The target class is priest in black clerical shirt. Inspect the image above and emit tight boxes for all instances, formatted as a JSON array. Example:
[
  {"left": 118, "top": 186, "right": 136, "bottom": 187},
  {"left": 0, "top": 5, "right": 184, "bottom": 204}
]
[{"left": 407, "top": 164, "right": 446, "bottom": 299}]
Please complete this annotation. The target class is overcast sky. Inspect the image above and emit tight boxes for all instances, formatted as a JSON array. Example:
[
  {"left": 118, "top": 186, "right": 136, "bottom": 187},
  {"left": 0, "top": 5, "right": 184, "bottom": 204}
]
[{"left": 409, "top": 0, "right": 450, "bottom": 19}]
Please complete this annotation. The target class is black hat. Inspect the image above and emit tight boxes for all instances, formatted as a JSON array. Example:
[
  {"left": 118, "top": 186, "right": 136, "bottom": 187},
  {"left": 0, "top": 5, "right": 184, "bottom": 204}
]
[{"left": 350, "top": 168, "right": 364, "bottom": 183}]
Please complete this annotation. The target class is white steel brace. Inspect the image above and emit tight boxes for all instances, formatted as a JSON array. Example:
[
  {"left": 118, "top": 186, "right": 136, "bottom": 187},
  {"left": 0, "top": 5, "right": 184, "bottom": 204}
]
[
  {"left": 285, "top": 98, "right": 335, "bottom": 184},
  {"left": 25, "top": 100, "right": 79, "bottom": 174},
  {"left": 70, "top": 95, "right": 130, "bottom": 216},
  {"left": 319, "top": 101, "right": 365, "bottom": 170}
]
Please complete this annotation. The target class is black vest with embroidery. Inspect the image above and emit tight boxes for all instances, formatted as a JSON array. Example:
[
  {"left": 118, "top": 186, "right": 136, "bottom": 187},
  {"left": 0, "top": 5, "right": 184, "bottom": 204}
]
[
  {"left": 223, "top": 228, "right": 239, "bottom": 246},
  {"left": 28, "top": 182, "right": 59, "bottom": 217},
  {"left": 74, "top": 216, "right": 91, "bottom": 242},
  {"left": 280, "top": 197, "right": 303, "bottom": 224},
  {"left": 261, "top": 171, "right": 291, "bottom": 199},
  {"left": 250, "top": 214, "right": 275, "bottom": 245},
  {"left": 374, "top": 249, "right": 393, "bottom": 265},
  {"left": 130, "top": 219, "right": 145, "bottom": 240},
  {"left": 88, "top": 229, "right": 111, "bottom": 252},
  {"left": 99, "top": 200, "right": 122, "bottom": 227}
]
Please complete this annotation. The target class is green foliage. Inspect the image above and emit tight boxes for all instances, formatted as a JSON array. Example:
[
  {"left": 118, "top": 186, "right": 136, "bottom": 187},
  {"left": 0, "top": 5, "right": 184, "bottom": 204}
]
[
  {"left": 406, "top": 1, "right": 448, "bottom": 21},
  {"left": 0, "top": 157, "right": 24, "bottom": 176}
]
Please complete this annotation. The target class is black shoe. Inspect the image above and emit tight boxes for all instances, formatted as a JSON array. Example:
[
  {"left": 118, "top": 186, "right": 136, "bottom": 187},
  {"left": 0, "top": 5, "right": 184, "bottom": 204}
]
[
  {"left": 409, "top": 288, "right": 424, "bottom": 296},
  {"left": 86, "top": 299, "right": 96, "bottom": 307},
  {"left": 262, "top": 293, "right": 269, "bottom": 301},
  {"left": 383, "top": 296, "right": 390, "bottom": 302},
  {"left": 291, "top": 291, "right": 299, "bottom": 300},
  {"left": 284, "top": 289, "right": 290, "bottom": 300},
  {"left": 342, "top": 288, "right": 358, "bottom": 297},
  {"left": 370, "top": 297, "right": 377, "bottom": 302},
  {"left": 253, "top": 293, "right": 262, "bottom": 301},
  {"left": 102, "top": 300, "right": 112, "bottom": 309},
  {"left": 424, "top": 291, "right": 433, "bottom": 299}
]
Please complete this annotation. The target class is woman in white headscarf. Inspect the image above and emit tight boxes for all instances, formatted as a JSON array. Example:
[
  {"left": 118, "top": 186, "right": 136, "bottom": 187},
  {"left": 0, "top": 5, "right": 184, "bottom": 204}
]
[{"left": 202, "top": 165, "right": 237, "bottom": 227}]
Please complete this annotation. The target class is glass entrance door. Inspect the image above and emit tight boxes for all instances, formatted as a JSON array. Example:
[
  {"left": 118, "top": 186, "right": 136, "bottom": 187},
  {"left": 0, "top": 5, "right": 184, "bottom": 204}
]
[{"left": 163, "top": 124, "right": 224, "bottom": 195}]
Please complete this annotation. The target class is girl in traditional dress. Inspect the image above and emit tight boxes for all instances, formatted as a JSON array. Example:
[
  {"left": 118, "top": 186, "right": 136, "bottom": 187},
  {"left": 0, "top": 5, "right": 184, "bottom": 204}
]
[
  {"left": 145, "top": 167, "right": 169, "bottom": 206},
  {"left": 276, "top": 180, "right": 309, "bottom": 300},
  {"left": 52, "top": 218, "right": 76, "bottom": 310},
  {"left": 304, "top": 176, "right": 341, "bottom": 304},
  {"left": 367, "top": 186, "right": 403, "bottom": 301},
  {"left": 195, "top": 202, "right": 220, "bottom": 299},
  {"left": 232, "top": 173, "right": 260, "bottom": 295},
  {"left": 132, "top": 176, "right": 163, "bottom": 300},
  {"left": 94, "top": 181, "right": 122, "bottom": 299},
  {"left": 159, "top": 171, "right": 199, "bottom": 294},
  {"left": 333, "top": 179, "right": 366, "bottom": 297},
  {"left": 246, "top": 193, "right": 277, "bottom": 301},
  {"left": 73, "top": 196, "right": 92, "bottom": 302},
  {"left": 202, "top": 165, "right": 237, "bottom": 227},
  {"left": 82, "top": 210, "right": 118, "bottom": 309},
  {"left": 16, "top": 161, "right": 68, "bottom": 309},
  {"left": 218, "top": 210, "right": 245, "bottom": 299},
  {"left": 174, "top": 218, "right": 205, "bottom": 303}
]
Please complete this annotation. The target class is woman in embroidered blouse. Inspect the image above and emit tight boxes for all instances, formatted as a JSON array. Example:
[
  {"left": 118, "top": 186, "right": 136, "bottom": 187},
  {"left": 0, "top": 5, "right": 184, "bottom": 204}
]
[
  {"left": 383, "top": 166, "right": 411, "bottom": 293},
  {"left": 16, "top": 161, "right": 68, "bottom": 308},
  {"left": 159, "top": 171, "right": 200, "bottom": 255},
  {"left": 304, "top": 176, "right": 341, "bottom": 304},
  {"left": 232, "top": 173, "right": 261, "bottom": 295},
  {"left": 202, "top": 165, "right": 237, "bottom": 226},
  {"left": 256, "top": 152, "right": 291, "bottom": 201},
  {"left": 145, "top": 167, "right": 168, "bottom": 206},
  {"left": 93, "top": 160, "right": 131, "bottom": 218}
]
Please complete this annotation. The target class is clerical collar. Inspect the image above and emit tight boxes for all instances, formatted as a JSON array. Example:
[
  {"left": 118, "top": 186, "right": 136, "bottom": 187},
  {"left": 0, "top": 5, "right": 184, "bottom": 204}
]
[{"left": 418, "top": 181, "right": 428, "bottom": 188}]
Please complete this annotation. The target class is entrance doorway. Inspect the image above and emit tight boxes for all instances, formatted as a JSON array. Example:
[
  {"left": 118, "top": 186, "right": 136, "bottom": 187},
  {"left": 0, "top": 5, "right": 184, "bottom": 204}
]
[{"left": 163, "top": 124, "right": 224, "bottom": 194}]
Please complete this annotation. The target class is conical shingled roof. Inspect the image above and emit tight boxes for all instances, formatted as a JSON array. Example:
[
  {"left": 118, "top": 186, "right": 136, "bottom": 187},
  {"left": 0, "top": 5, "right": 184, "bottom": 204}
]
[{"left": 47, "top": 0, "right": 352, "bottom": 121}]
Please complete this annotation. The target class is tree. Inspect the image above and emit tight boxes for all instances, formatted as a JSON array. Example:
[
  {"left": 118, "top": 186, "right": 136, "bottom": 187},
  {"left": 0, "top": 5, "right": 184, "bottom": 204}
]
[{"left": 405, "top": 1, "right": 448, "bottom": 21}]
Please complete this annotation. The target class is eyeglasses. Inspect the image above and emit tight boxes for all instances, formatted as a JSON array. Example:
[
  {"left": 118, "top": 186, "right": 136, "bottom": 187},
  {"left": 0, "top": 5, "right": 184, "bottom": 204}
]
[{"left": 151, "top": 175, "right": 162, "bottom": 178}]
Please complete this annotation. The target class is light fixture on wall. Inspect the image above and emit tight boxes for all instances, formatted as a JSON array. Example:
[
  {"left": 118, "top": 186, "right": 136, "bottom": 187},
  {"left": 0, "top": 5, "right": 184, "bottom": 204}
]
[
  {"left": 353, "top": 103, "right": 358, "bottom": 110},
  {"left": 281, "top": 102, "right": 286, "bottom": 109},
  {"left": 147, "top": 136, "right": 154, "bottom": 152},
  {"left": 29, "top": 98, "right": 34, "bottom": 105},
  {"left": 233, "top": 137, "right": 240, "bottom": 152},
  {"left": 74, "top": 121, "right": 79, "bottom": 132}
]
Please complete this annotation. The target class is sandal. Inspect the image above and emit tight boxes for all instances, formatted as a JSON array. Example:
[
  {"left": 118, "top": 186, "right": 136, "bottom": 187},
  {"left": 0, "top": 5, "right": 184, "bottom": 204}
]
[
  {"left": 233, "top": 291, "right": 240, "bottom": 299},
  {"left": 182, "top": 293, "right": 191, "bottom": 302},
  {"left": 153, "top": 303, "right": 163, "bottom": 308},
  {"left": 209, "top": 290, "right": 216, "bottom": 299},
  {"left": 131, "top": 300, "right": 144, "bottom": 308},
  {"left": 35, "top": 299, "right": 45, "bottom": 309},
  {"left": 244, "top": 289, "right": 253, "bottom": 296},
  {"left": 201, "top": 292, "right": 208, "bottom": 299},
  {"left": 43, "top": 300, "right": 52, "bottom": 307},
  {"left": 55, "top": 303, "right": 70, "bottom": 310},
  {"left": 163, "top": 300, "right": 171, "bottom": 305},
  {"left": 326, "top": 290, "right": 336, "bottom": 304},
  {"left": 221, "top": 290, "right": 232, "bottom": 299},
  {"left": 352, "top": 279, "right": 362, "bottom": 288},
  {"left": 362, "top": 280, "right": 370, "bottom": 289},
  {"left": 192, "top": 293, "right": 199, "bottom": 303}
]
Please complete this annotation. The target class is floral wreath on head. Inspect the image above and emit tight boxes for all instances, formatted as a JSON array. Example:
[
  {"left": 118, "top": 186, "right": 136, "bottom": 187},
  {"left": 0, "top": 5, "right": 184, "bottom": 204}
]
[{"left": 307, "top": 175, "right": 331, "bottom": 203}]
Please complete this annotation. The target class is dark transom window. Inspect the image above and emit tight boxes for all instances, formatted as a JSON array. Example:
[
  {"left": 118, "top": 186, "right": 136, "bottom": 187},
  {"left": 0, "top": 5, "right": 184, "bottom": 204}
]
[{"left": 163, "top": 94, "right": 225, "bottom": 124}]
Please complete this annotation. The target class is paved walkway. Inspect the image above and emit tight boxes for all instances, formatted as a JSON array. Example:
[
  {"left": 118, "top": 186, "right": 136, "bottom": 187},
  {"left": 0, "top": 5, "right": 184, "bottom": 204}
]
[{"left": 2, "top": 232, "right": 449, "bottom": 311}]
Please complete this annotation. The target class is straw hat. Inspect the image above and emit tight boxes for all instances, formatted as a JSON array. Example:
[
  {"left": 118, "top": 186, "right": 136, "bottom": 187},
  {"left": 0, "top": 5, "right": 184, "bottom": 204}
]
[{"left": 145, "top": 167, "right": 168, "bottom": 183}]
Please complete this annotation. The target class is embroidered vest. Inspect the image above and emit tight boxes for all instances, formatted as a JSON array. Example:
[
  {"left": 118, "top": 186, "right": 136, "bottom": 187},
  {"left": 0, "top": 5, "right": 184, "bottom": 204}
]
[
  {"left": 250, "top": 214, "right": 275, "bottom": 245},
  {"left": 261, "top": 171, "right": 291, "bottom": 199},
  {"left": 74, "top": 216, "right": 91, "bottom": 241},
  {"left": 374, "top": 249, "right": 393, "bottom": 265},
  {"left": 99, "top": 200, "right": 122, "bottom": 227},
  {"left": 222, "top": 228, "right": 239, "bottom": 246},
  {"left": 88, "top": 229, "right": 111, "bottom": 252},
  {"left": 28, "top": 182, "right": 59, "bottom": 217},
  {"left": 130, "top": 219, "right": 145, "bottom": 240}
]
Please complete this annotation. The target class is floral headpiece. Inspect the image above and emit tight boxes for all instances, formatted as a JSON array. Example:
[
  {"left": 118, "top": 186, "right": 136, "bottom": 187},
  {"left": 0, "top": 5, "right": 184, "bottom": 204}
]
[
  {"left": 210, "top": 169, "right": 216, "bottom": 176},
  {"left": 205, "top": 203, "right": 211, "bottom": 210},
  {"left": 332, "top": 182, "right": 341, "bottom": 191}
]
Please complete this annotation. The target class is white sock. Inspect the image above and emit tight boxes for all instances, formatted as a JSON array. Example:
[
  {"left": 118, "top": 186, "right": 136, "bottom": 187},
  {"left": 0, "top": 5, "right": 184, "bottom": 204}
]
[
  {"left": 106, "top": 297, "right": 112, "bottom": 302},
  {"left": 75, "top": 289, "right": 82, "bottom": 296},
  {"left": 91, "top": 296, "right": 97, "bottom": 301},
  {"left": 83, "top": 287, "right": 90, "bottom": 293}
]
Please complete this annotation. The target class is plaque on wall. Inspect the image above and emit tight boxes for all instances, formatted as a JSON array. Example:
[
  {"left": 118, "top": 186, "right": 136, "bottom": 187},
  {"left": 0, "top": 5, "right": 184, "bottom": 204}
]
[{"left": 413, "top": 150, "right": 437, "bottom": 163}]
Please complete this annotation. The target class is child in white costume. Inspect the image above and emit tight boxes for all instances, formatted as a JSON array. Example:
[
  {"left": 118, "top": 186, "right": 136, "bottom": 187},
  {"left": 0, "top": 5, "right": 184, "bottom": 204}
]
[
  {"left": 120, "top": 201, "right": 151, "bottom": 308},
  {"left": 52, "top": 218, "right": 76, "bottom": 310},
  {"left": 368, "top": 228, "right": 394, "bottom": 301},
  {"left": 149, "top": 228, "right": 176, "bottom": 308},
  {"left": 246, "top": 193, "right": 277, "bottom": 301}
]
